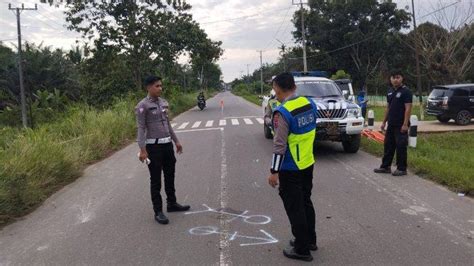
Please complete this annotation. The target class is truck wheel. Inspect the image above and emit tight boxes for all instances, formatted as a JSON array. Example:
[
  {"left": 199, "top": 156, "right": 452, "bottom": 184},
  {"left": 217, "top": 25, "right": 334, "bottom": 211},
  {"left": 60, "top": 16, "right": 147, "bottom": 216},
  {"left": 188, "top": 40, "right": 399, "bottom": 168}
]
[
  {"left": 455, "top": 110, "right": 472, "bottom": 125},
  {"left": 264, "top": 124, "right": 273, "bottom": 139},
  {"left": 437, "top": 115, "right": 450, "bottom": 123},
  {"left": 342, "top": 134, "right": 361, "bottom": 153}
]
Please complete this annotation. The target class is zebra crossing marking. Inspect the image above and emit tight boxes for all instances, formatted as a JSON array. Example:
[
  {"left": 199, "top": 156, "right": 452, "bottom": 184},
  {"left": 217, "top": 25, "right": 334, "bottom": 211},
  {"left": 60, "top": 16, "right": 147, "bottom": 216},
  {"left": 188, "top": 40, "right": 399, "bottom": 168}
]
[
  {"left": 206, "top": 120, "right": 214, "bottom": 127},
  {"left": 178, "top": 122, "right": 189, "bottom": 130}
]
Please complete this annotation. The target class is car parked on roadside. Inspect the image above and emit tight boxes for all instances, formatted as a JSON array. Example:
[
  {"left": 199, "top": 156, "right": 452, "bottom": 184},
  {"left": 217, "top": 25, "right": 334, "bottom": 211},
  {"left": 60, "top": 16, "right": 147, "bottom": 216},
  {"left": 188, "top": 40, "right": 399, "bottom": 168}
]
[{"left": 426, "top": 84, "right": 474, "bottom": 125}]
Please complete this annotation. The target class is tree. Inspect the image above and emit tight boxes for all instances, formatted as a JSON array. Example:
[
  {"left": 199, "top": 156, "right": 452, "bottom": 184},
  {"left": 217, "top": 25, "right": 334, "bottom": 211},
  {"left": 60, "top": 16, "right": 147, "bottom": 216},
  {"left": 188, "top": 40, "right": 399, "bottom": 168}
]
[
  {"left": 412, "top": 2, "right": 473, "bottom": 84},
  {"left": 64, "top": 0, "right": 222, "bottom": 90},
  {"left": 293, "top": 0, "right": 410, "bottom": 87}
]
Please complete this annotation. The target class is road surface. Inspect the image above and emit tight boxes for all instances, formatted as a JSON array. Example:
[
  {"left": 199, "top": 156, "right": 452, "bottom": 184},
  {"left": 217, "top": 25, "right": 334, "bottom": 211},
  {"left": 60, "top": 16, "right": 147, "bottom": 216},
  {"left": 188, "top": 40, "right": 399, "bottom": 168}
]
[{"left": 0, "top": 92, "right": 473, "bottom": 265}]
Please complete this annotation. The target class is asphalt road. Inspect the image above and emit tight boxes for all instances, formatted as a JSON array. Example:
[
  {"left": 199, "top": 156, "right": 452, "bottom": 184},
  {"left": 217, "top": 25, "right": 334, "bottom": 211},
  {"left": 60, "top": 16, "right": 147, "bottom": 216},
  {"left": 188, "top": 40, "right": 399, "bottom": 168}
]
[{"left": 0, "top": 92, "right": 473, "bottom": 265}]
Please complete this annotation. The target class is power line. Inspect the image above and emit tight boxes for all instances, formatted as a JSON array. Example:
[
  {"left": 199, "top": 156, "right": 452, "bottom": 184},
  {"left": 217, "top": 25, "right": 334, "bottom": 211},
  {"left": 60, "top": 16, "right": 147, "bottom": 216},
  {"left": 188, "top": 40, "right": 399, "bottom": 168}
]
[
  {"left": 262, "top": 5, "right": 294, "bottom": 50},
  {"left": 198, "top": 6, "right": 291, "bottom": 25},
  {"left": 419, "top": 0, "right": 461, "bottom": 19},
  {"left": 287, "top": 34, "right": 379, "bottom": 60}
]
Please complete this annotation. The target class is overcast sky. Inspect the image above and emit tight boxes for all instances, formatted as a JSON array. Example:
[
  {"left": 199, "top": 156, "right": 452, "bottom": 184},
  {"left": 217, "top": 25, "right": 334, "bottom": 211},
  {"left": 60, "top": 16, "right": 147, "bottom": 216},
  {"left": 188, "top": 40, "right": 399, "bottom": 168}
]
[{"left": 0, "top": 0, "right": 472, "bottom": 82}]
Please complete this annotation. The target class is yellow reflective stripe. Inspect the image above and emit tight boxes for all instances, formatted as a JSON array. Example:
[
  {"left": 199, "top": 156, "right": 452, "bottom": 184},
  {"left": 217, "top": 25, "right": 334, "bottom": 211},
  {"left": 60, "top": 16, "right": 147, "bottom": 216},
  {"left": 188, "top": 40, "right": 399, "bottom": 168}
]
[{"left": 283, "top": 96, "right": 310, "bottom": 112}]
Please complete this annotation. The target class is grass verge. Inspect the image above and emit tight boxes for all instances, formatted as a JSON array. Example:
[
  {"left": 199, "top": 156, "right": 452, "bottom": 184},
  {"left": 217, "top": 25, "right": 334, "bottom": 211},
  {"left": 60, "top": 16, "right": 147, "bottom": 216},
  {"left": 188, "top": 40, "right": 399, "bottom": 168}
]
[
  {"left": 361, "top": 132, "right": 474, "bottom": 195},
  {"left": 0, "top": 91, "right": 203, "bottom": 225},
  {"left": 231, "top": 90, "right": 262, "bottom": 106}
]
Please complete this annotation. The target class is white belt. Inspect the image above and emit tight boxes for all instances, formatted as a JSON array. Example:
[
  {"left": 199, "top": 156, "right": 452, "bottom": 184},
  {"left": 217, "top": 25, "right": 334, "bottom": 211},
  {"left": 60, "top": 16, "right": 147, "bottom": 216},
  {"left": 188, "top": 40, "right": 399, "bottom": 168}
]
[{"left": 146, "top": 137, "right": 172, "bottom": 144}]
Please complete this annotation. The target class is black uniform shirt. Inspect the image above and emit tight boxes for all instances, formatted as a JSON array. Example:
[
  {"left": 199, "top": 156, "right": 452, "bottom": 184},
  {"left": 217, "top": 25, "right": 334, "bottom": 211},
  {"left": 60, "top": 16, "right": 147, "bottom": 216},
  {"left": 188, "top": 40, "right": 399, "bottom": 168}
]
[{"left": 387, "top": 85, "right": 412, "bottom": 127}]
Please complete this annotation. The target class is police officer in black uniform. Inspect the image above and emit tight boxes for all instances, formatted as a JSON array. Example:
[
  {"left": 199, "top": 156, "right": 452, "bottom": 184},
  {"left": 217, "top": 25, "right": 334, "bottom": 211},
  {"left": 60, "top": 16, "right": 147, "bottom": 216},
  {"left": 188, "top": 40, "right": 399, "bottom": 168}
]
[
  {"left": 135, "top": 76, "right": 190, "bottom": 224},
  {"left": 374, "top": 70, "right": 413, "bottom": 176}
]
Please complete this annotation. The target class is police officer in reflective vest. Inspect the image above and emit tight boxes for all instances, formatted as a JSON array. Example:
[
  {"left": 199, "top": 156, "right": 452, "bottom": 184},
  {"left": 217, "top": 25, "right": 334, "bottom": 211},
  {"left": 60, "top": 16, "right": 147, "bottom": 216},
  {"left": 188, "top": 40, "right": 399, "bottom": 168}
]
[
  {"left": 267, "top": 72, "right": 318, "bottom": 262},
  {"left": 136, "top": 75, "right": 190, "bottom": 225}
]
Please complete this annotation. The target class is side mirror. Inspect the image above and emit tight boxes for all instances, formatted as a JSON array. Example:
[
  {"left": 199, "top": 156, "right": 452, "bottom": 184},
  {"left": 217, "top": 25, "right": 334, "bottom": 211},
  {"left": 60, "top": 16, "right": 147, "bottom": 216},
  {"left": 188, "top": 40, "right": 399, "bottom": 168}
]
[{"left": 342, "top": 90, "right": 349, "bottom": 97}]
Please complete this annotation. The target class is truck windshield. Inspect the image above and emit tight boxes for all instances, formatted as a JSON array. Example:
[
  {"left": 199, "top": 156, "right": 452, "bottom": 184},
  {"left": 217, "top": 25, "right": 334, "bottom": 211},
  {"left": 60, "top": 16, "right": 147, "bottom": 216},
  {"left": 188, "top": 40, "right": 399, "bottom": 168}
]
[
  {"left": 296, "top": 81, "right": 342, "bottom": 98},
  {"left": 429, "top": 88, "right": 452, "bottom": 98}
]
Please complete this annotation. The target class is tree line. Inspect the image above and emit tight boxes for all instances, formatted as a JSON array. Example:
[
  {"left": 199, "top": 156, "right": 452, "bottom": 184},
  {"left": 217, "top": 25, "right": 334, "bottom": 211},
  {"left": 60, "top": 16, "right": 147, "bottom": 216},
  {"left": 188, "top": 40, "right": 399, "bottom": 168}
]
[
  {"left": 233, "top": 0, "right": 473, "bottom": 96},
  {"left": 0, "top": 1, "right": 223, "bottom": 127}
]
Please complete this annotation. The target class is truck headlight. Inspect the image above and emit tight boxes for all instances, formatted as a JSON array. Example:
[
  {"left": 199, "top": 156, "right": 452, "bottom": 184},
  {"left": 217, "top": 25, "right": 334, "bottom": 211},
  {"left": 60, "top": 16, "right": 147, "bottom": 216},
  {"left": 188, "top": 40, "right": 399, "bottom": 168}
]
[{"left": 347, "top": 107, "right": 361, "bottom": 118}]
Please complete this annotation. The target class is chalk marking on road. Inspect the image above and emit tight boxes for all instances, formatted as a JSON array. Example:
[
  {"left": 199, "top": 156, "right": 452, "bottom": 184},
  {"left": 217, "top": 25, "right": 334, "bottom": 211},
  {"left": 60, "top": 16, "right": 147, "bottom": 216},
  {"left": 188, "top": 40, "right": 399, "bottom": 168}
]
[
  {"left": 205, "top": 120, "right": 214, "bottom": 127},
  {"left": 219, "top": 126, "right": 230, "bottom": 264},
  {"left": 243, "top": 118, "right": 253, "bottom": 125},
  {"left": 76, "top": 198, "right": 94, "bottom": 224},
  {"left": 36, "top": 245, "right": 49, "bottom": 251},
  {"left": 231, "top": 119, "right": 239, "bottom": 125},
  {"left": 192, "top": 121, "right": 202, "bottom": 128},
  {"left": 219, "top": 120, "right": 227, "bottom": 126},
  {"left": 175, "top": 127, "right": 222, "bottom": 134},
  {"left": 188, "top": 226, "right": 278, "bottom": 247},
  {"left": 177, "top": 122, "right": 189, "bottom": 130},
  {"left": 256, "top": 118, "right": 264, "bottom": 124},
  {"left": 185, "top": 204, "right": 271, "bottom": 225}
]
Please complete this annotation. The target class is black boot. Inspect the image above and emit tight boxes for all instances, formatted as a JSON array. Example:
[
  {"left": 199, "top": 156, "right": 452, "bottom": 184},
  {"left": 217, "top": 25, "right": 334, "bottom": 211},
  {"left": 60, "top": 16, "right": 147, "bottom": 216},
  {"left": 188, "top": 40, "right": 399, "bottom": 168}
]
[
  {"left": 155, "top": 212, "right": 169, "bottom": 224},
  {"left": 167, "top": 203, "right": 190, "bottom": 212},
  {"left": 374, "top": 167, "right": 391, "bottom": 174},
  {"left": 290, "top": 239, "right": 318, "bottom": 251},
  {"left": 283, "top": 247, "right": 313, "bottom": 262}
]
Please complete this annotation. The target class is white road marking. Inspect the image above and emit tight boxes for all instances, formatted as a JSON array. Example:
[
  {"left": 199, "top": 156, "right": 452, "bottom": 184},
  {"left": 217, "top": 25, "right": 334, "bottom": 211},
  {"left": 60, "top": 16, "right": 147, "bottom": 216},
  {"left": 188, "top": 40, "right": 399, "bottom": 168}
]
[
  {"left": 219, "top": 120, "right": 227, "bottom": 126},
  {"left": 175, "top": 128, "right": 222, "bottom": 133},
  {"left": 192, "top": 121, "right": 202, "bottom": 128},
  {"left": 231, "top": 119, "right": 239, "bottom": 125},
  {"left": 243, "top": 118, "right": 253, "bottom": 125},
  {"left": 219, "top": 128, "right": 230, "bottom": 264},
  {"left": 256, "top": 118, "right": 264, "bottom": 124},
  {"left": 171, "top": 123, "right": 177, "bottom": 128},
  {"left": 177, "top": 122, "right": 189, "bottom": 130},
  {"left": 205, "top": 120, "right": 214, "bottom": 127}
]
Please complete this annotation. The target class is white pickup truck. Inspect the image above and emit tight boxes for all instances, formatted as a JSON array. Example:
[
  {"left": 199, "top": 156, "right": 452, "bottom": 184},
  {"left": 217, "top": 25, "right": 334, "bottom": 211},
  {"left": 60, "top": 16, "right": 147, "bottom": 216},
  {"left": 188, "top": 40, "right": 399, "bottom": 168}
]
[{"left": 262, "top": 75, "right": 364, "bottom": 153}]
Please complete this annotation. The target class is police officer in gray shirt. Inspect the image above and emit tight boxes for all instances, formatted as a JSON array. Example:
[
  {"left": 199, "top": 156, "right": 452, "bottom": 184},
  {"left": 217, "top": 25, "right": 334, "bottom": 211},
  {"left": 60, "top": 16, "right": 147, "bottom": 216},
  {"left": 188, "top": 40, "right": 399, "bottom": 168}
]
[{"left": 136, "top": 75, "right": 190, "bottom": 225}]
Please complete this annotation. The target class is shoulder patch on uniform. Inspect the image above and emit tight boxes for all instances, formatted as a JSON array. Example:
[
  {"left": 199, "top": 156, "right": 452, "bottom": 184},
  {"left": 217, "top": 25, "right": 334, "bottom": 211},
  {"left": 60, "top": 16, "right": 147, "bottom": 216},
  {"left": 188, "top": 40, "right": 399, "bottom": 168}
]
[{"left": 273, "top": 113, "right": 279, "bottom": 129}]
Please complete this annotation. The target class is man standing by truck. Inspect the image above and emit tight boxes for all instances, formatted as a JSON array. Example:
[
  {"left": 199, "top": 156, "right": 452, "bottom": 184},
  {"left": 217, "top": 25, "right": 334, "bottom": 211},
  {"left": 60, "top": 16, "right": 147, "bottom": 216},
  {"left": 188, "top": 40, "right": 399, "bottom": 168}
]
[{"left": 374, "top": 70, "right": 413, "bottom": 176}]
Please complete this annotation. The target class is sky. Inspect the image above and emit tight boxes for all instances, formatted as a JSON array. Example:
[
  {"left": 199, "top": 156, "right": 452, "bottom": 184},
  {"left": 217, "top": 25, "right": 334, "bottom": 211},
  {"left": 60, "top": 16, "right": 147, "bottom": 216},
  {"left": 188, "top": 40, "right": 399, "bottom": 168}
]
[{"left": 0, "top": 0, "right": 472, "bottom": 82}]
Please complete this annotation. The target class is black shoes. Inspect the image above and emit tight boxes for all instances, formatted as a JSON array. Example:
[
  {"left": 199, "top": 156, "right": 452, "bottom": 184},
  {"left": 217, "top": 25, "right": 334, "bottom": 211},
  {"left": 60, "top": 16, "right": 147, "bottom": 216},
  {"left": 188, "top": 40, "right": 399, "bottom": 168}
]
[
  {"left": 289, "top": 239, "right": 318, "bottom": 251},
  {"left": 392, "top": 169, "right": 407, "bottom": 176},
  {"left": 283, "top": 247, "right": 313, "bottom": 262},
  {"left": 154, "top": 203, "right": 190, "bottom": 224},
  {"left": 374, "top": 167, "right": 391, "bottom": 174},
  {"left": 155, "top": 212, "right": 169, "bottom": 224},
  {"left": 167, "top": 203, "right": 190, "bottom": 212}
]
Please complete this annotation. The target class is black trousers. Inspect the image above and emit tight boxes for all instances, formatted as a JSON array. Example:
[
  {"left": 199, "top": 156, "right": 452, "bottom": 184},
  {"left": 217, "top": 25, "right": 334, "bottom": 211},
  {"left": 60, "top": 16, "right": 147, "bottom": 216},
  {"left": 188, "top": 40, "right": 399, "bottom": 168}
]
[
  {"left": 146, "top": 143, "right": 177, "bottom": 214},
  {"left": 279, "top": 165, "right": 316, "bottom": 255},
  {"left": 381, "top": 126, "right": 408, "bottom": 171}
]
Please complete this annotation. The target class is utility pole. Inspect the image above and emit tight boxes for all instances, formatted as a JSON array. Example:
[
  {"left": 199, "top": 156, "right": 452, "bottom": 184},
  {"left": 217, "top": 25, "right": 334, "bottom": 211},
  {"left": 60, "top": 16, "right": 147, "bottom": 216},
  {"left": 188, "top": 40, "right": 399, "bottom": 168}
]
[
  {"left": 9, "top": 3, "right": 37, "bottom": 128},
  {"left": 411, "top": 0, "right": 424, "bottom": 120},
  {"left": 246, "top": 64, "right": 251, "bottom": 91},
  {"left": 293, "top": 0, "right": 308, "bottom": 72},
  {"left": 258, "top": 50, "right": 263, "bottom": 95},
  {"left": 276, "top": 39, "right": 287, "bottom": 72}
]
